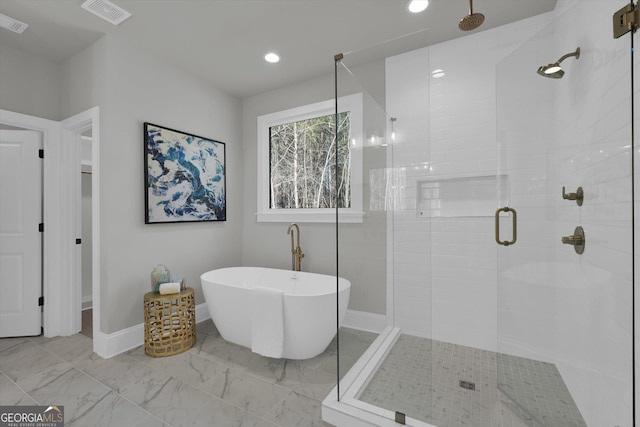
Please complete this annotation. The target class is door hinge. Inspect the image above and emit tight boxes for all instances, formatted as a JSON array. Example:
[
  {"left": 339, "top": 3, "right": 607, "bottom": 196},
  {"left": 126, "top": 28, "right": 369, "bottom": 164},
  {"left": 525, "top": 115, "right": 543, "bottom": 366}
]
[
  {"left": 39, "top": 223, "right": 44, "bottom": 232},
  {"left": 38, "top": 296, "right": 44, "bottom": 306},
  {"left": 613, "top": 3, "right": 639, "bottom": 38},
  {"left": 38, "top": 149, "right": 44, "bottom": 159}
]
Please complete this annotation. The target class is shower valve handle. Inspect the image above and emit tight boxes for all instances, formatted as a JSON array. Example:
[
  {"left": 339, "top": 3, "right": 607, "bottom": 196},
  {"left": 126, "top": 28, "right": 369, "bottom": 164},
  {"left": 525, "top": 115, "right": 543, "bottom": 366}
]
[
  {"left": 562, "top": 186, "right": 583, "bottom": 206},
  {"left": 561, "top": 235, "right": 583, "bottom": 245},
  {"left": 561, "top": 226, "right": 585, "bottom": 255}
]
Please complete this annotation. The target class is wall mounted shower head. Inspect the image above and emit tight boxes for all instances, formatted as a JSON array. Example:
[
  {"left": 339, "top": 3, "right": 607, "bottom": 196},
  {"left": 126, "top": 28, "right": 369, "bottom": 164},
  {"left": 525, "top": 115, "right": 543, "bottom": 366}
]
[
  {"left": 537, "top": 47, "right": 580, "bottom": 79},
  {"left": 459, "top": 0, "right": 484, "bottom": 31}
]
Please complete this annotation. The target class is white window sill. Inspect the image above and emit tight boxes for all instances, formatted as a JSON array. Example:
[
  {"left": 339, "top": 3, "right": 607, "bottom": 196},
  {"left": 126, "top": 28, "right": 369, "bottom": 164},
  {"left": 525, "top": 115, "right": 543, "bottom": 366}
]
[{"left": 256, "top": 210, "right": 365, "bottom": 223}]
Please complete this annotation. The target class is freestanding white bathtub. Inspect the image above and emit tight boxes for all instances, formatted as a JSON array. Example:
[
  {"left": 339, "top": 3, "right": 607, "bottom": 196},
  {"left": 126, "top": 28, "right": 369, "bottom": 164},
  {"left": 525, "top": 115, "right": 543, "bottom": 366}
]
[{"left": 200, "top": 267, "right": 351, "bottom": 360}]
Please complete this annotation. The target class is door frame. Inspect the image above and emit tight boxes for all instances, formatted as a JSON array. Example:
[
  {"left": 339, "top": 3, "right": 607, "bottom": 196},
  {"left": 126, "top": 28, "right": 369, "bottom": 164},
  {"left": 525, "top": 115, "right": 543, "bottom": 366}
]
[{"left": 0, "top": 107, "right": 105, "bottom": 355}]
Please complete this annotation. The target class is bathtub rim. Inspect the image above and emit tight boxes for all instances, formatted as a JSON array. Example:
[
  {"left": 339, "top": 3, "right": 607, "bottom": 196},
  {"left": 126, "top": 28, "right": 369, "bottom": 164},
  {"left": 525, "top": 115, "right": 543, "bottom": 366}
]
[{"left": 200, "top": 266, "right": 351, "bottom": 296}]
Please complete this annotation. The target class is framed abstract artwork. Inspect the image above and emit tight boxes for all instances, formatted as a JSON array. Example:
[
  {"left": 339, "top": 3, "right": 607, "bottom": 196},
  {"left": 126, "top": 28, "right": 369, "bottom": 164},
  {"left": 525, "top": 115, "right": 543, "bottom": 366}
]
[{"left": 144, "top": 122, "right": 226, "bottom": 223}]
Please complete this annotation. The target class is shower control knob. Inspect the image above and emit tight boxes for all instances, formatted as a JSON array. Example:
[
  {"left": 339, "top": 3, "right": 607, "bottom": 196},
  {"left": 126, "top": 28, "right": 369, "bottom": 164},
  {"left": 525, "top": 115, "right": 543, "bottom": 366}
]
[
  {"left": 562, "top": 186, "right": 583, "bottom": 206},
  {"left": 561, "top": 235, "right": 583, "bottom": 245},
  {"left": 561, "top": 226, "right": 585, "bottom": 255}
]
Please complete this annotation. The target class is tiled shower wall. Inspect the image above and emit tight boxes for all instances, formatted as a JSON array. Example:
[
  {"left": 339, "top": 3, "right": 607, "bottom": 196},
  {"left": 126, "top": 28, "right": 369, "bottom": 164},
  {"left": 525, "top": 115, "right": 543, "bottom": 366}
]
[
  {"left": 547, "top": 2, "right": 633, "bottom": 425},
  {"left": 384, "top": 1, "right": 634, "bottom": 426},
  {"left": 495, "top": 2, "right": 633, "bottom": 425},
  {"left": 385, "top": 12, "right": 553, "bottom": 350}
]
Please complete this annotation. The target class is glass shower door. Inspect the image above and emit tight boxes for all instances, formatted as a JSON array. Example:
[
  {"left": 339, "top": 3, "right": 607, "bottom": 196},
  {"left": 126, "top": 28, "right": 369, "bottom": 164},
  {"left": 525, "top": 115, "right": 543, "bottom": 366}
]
[{"left": 496, "top": 1, "right": 634, "bottom": 426}]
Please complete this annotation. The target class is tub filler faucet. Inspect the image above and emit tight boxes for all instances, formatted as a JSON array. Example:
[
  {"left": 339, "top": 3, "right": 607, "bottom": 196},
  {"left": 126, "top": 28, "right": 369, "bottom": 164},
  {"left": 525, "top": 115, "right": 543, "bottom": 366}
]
[{"left": 287, "top": 223, "right": 304, "bottom": 271}]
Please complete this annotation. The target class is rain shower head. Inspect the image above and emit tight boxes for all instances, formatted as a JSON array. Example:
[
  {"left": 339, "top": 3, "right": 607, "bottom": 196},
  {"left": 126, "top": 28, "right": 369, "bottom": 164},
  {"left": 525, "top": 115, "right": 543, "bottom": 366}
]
[
  {"left": 459, "top": 0, "right": 484, "bottom": 31},
  {"left": 537, "top": 47, "right": 580, "bottom": 79}
]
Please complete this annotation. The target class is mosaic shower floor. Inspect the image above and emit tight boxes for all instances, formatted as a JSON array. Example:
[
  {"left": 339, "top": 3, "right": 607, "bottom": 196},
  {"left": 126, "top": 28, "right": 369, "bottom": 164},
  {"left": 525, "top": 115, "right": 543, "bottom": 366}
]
[{"left": 358, "top": 334, "right": 587, "bottom": 427}]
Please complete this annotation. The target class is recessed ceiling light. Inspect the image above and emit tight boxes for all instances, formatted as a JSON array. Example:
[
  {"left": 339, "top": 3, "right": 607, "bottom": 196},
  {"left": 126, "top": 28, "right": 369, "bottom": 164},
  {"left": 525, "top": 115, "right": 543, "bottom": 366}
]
[
  {"left": 264, "top": 52, "right": 280, "bottom": 63},
  {"left": 0, "top": 13, "right": 29, "bottom": 34},
  {"left": 407, "top": 0, "right": 429, "bottom": 13}
]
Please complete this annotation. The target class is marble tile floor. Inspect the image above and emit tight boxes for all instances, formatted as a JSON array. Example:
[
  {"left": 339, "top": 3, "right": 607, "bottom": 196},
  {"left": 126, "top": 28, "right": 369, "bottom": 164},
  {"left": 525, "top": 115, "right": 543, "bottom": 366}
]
[{"left": 0, "top": 321, "right": 377, "bottom": 427}]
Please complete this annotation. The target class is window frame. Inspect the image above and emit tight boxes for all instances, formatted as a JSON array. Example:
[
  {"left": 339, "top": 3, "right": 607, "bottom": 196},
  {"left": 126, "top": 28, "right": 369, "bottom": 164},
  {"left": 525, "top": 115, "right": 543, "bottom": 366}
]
[{"left": 256, "top": 93, "right": 363, "bottom": 223}]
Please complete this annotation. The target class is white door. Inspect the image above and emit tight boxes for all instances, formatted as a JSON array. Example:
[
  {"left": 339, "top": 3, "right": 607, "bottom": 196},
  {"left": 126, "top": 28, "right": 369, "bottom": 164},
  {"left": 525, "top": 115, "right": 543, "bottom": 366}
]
[{"left": 0, "top": 130, "right": 42, "bottom": 337}]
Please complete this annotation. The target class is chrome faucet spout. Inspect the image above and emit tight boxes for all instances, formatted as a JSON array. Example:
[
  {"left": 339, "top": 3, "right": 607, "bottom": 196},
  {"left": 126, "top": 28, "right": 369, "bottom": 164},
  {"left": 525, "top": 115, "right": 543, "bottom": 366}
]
[{"left": 286, "top": 223, "right": 304, "bottom": 271}]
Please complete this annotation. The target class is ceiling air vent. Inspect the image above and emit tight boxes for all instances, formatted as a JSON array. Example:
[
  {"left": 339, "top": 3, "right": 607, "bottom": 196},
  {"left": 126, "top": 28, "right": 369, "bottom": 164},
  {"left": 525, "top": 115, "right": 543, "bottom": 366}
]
[
  {"left": 0, "top": 13, "right": 29, "bottom": 34},
  {"left": 81, "top": 0, "right": 131, "bottom": 25}
]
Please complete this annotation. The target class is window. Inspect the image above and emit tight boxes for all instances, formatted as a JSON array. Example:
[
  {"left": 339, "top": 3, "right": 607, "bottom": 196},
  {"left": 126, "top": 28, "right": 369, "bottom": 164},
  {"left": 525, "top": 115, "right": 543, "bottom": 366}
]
[
  {"left": 257, "top": 93, "right": 363, "bottom": 222},
  {"left": 269, "top": 111, "right": 350, "bottom": 209}
]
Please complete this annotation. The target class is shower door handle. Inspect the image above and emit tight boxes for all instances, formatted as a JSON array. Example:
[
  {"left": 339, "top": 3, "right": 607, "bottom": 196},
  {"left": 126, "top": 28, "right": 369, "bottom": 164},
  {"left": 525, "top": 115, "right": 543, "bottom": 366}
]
[{"left": 495, "top": 207, "right": 517, "bottom": 246}]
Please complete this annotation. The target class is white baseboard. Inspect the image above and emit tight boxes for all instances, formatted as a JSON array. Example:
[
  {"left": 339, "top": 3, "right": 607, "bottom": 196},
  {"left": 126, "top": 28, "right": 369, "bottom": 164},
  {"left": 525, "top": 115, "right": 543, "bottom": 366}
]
[
  {"left": 96, "top": 302, "right": 210, "bottom": 359},
  {"left": 100, "top": 323, "right": 144, "bottom": 359},
  {"left": 342, "top": 309, "right": 386, "bottom": 333},
  {"left": 96, "top": 305, "right": 382, "bottom": 359},
  {"left": 195, "top": 302, "right": 211, "bottom": 323}
]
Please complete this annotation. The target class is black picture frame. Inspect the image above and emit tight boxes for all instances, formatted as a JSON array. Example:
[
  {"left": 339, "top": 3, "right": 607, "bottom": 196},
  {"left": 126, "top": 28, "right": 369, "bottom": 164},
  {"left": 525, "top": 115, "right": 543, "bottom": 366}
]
[{"left": 144, "top": 122, "right": 226, "bottom": 224}]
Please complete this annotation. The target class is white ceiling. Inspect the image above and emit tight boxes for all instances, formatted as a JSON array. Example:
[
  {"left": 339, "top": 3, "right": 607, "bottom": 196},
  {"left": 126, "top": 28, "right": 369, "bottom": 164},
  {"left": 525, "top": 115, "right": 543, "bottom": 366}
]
[{"left": 0, "top": 0, "right": 557, "bottom": 98}]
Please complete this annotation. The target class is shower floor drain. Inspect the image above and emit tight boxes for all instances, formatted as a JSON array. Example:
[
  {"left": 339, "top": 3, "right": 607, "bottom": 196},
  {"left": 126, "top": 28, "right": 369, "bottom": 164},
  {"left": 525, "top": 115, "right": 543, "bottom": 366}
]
[{"left": 459, "top": 380, "right": 476, "bottom": 391}]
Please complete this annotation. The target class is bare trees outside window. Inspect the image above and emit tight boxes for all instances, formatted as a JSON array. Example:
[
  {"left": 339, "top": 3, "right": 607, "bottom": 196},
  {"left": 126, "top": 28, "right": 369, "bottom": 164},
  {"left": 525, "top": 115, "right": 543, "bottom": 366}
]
[
  {"left": 256, "top": 93, "right": 363, "bottom": 223},
  {"left": 269, "top": 112, "right": 351, "bottom": 209}
]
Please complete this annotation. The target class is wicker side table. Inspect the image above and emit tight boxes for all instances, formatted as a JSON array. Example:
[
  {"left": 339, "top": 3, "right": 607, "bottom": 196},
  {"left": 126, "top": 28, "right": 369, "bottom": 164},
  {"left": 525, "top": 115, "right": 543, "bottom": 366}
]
[{"left": 143, "top": 287, "right": 196, "bottom": 357}]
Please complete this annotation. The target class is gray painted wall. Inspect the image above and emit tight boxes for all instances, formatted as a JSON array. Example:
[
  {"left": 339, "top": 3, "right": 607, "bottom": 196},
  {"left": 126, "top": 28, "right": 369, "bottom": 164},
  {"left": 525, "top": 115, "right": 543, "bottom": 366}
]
[
  {"left": 0, "top": 43, "right": 65, "bottom": 121},
  {"left": 1, "top": 34, "right": 386, "bottom": 334},
  {"left": 241, "top": 61, "right": 388, "bottom": 315},
  {"left": 3, "top": 35, "right": 244, "bottom": 334},
  {"left": 93, "top": 35, "right": 243, "bottom": 333}
]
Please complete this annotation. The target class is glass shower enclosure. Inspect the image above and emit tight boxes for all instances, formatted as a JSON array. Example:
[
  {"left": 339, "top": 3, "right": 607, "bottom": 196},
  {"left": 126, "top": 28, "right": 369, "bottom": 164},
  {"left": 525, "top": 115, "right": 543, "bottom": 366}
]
[{"left": 326, "top": 1, "right": 636, "bottom": 426}]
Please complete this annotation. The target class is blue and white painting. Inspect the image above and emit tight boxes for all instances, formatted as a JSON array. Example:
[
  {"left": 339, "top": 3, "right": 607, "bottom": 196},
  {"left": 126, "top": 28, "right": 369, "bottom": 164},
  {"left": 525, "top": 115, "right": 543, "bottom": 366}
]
[{"left": 144, "top": 123, "right": 226, "bottom": 223}]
